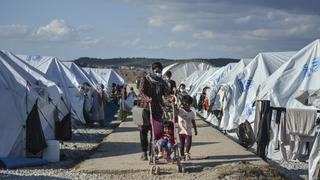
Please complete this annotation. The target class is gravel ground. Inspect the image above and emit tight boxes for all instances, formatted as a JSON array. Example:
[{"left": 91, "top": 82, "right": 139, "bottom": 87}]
[
  {"left": 0, "top": 121, "right": 118, "bottom": 180},
  {"left": 223, "top": 130, "right": 309, "bottom": 180},
  {"left": 0, "top": 161, "right": 285, "bottom": 180},
  {"left": 199, "top": 115, "right": 309, "bottom": 180},
  {"left": 0, "top": 114, "right": 295, "bottom": 180},
  {"left": 269, "top": 160, "right": 308, "bottom": 180}
]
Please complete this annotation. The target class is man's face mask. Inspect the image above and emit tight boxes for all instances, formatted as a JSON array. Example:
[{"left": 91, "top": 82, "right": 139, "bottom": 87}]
[{"left": 154, "top": 71, "right": 162, "bottom": 78}]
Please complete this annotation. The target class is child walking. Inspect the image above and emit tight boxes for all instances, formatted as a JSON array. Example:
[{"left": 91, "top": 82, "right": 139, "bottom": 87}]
[{"left": 178, "top": 95, "right": 197, "bottom": 161}]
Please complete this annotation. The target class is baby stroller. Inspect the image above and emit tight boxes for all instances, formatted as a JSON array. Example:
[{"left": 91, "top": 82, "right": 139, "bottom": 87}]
[{"left": 148, "top": 103, "right": 185, "bottom": 175}]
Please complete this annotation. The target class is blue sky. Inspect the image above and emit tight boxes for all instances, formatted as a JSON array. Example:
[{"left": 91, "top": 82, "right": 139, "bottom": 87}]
[{"left": 1, "top": 0, "right": 320, "bottom": 60}]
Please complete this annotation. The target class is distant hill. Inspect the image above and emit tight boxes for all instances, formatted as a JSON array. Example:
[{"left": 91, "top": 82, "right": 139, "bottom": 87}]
[{"left": 74, "top": 57, "right": 240, "bottom": 69}]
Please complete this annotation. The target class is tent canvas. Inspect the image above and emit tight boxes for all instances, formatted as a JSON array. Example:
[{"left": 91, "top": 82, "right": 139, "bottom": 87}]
[
  {"left": 189, "top": 63, "right": 235, "bottom": 97},
  {"left": 0, "top": 51, "right": 55, "bottom": 157},
  {"left": 183, "top": 70, "right": 203, "bottom": 90},
  {"left": 18, "top": 55, "right": 86, "bottom": 124},
  {"left": 216, "top": 52, "right": 295, "bottom": 130},
  {"left": 257, "top": 39, "right": 320, "bottom": 109},
  {"left": 83, "top": 68, "right": 125, "bottom": 93},
  {"left": 162, "top": 62, "right": 214, "bottom": 85},
  {"left": 255, "top": 40, "right": 320, "bottom": 161},
  {"left": 62, "top": 61, "right": 95, "bottom": 88}
]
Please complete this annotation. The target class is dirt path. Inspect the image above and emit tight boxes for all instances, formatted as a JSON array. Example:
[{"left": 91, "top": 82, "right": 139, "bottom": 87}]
[{"left": 74, "top": 115, "right": 285, "bottom": 179}]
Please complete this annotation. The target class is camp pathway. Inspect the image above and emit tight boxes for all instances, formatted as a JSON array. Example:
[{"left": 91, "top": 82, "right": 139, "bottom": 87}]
[{"left": 75, "top": 115, "right": 266, "bottom": 174}]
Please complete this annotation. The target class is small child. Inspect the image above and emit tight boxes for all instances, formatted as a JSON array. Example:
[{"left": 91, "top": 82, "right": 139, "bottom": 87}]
[
  {"left": 157, "top": 121, "right": 175, "bottom": 158},
  {"left": 178, "top": 95, "right": 198, "bottom": 161}
]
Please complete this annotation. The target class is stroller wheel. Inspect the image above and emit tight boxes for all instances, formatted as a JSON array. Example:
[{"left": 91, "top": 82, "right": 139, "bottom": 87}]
[
  {"left": 156, "top": 166, "right": 160, "bottom": 174},
  {"left": 177, "top": 165, "right": 185, "bottom": 173},
  {"left": 150, "top": 165, "right": 160, "bottom": 175}
]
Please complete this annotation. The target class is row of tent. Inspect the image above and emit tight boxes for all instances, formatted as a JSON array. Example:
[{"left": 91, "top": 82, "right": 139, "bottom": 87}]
[
  {"left": 164, "top": 39, "right": 320, "bottom": 178},
  {"left": 0, "top": 51, "right": 124, "bottom": 158}
]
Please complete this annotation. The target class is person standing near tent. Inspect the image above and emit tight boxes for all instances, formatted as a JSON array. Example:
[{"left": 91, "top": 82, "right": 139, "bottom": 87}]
[
  {"left": 198, "top": 87, "right": 209, "bottom": 112},
  {"left": 137, "top": 62, "right": 170, "bottom": 160},
  {"left": 92, "top": 84, "right": 107, "bottom": 127},
  {"left": 82, "top": 82, "right": 94, "bottom": 125},
  {"left": 164, "top": 71, "right": 177, "bottom": 96}
]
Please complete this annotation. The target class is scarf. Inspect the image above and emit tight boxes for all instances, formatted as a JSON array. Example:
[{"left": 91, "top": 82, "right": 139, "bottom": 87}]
[{"left": 146, "top": 74, "right": 164, "bottom": 96}]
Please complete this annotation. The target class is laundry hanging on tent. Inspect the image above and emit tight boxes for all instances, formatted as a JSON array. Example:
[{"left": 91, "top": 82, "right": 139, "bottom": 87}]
[
  {"left": 309, "top": 129, "right": 320, "bottom": 180},
  {"left": 278, "top": 108, "right": 317, "bottom": 161},
  {"left": 256, "top": 100, "right": 272, "bottom": 159}
]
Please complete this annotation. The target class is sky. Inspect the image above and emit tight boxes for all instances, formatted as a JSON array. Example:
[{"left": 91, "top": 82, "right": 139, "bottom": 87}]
[{"left": 0, "top": 0, "right": 320, "bottom": 60}]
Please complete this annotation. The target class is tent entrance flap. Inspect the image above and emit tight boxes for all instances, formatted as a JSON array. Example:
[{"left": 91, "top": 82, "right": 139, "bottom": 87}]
[
  {"left": 26, "top": 102, "right": 47, "bottom": 156},
  {"left": 55, "top": 112, "right": 72, "bottom": 141}
]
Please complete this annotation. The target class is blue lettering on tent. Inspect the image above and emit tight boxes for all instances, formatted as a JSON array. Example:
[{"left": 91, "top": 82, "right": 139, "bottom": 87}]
[
  {"left": 217, "top": 74, "right": 224, "bottom": 83},
  {"left": 26, "top": 55, "right": 42, "bottom": 61},
  {"left": 303, "top": 64, "right": 311, "bottom": 78},
  {"left": 237, "top": 78, "right": 244, "bottom": 94},
  {"left": 245, "top": 104, "right": 253, "bottom": 116},
  {"left": 311, "top": 58, "right": 320, "bottom": 72},
  {"left": 245, "top": 79, "right": 253, "bottom": 90}
]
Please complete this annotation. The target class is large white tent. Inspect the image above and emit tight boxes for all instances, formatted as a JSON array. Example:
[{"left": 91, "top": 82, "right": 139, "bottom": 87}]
[
  {"left": 162, "top": 62, "right": 214, "bottom": 85},
  {"left": 62, "top": 61, "right": 95, "bottom": 88},
  {"left": 215, "top": 52, "right": 295, "bottom": 130},
  {"left": 188, "top": 63, "right": 235, "bottom": 97},
  {"left": 18, "top": 55, "right": 86, "bottom": 124},
  {"left": 205, "top": 58, "right": 252, "bottom": 125},
  {"left": 183, "top": 70, "right": 203, "bottom": 90},
  {"left": 255, "top": 40, "right": 320, "bottom": 161},
  {"left": 0, "top": 51, "right": 63, "bottom": 157},
  {"left": 257, "top": 39, "right": 320, "bottom": 108},
  {"left": 83, "top": 68, "right": 125, "bottom": 92}
]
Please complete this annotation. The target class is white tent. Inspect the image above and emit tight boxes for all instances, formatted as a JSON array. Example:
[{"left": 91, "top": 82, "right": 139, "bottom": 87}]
[
  {"left": 62, "top": 61, "right": 95, "bottom": 88},
  {"left": 189, "top": 63, "right": 235, "bottom": 97},
  {"left": 257, "top": 39, "right": 320, "bottom": 108},
  {"left": 183, "top": 70, "right": 203, "bottom": 90},
  {"left": 216, "top": 52, "right": 295, "bottom": 130},
  {"left": 206, "top": 59, "right": 252, "bottom": 125},
  {"left": 0, "top": 51, "right": 63, "bottom": 157},
  {"left": 83, "top": 68, "right": 124, "bottom": 91},
  {"left": 255, "top": 40, "right": 320, "bottom": 161},
  {"left": 218, "top": 59, "right": 252, "bottom": 84},
  {"left": 162, "top": 62, "right": 214, "bottom": 85},
  {"left": 18, "top": 55, "right": 86, "bottom": 124}
]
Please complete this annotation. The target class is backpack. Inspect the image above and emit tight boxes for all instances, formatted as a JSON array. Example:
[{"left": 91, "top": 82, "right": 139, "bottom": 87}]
[{"left": 237, "top": 120, "right": 256, "bottom": 148}]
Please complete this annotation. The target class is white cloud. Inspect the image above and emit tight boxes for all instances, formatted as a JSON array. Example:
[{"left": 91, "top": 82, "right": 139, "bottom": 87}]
[
  {"left": 123, "top": 38, "right": 141, "bottom": 46},
  {"left": 192, "top": 31, "right": 215, "bottom": 39},
  {"left": 235, "top": 15, "right": 252, "bottom": 24},
  {"left": 0, "top": 24, "right": 29, "bottom": 38},
  {"left": 167, "top": 41, "right": 197, "bottom": 49},
  {"left": 171, "top": 24, "right": 188, "bottom": 32},
  {"left": 79, "top": 36, "right": 105, "bottom": 47},
  {"left": 148, "top": 16, "right": 166, "bottom": 27},
  {"left": 34, "top": 19, "right": 75, "bottom": 41}
]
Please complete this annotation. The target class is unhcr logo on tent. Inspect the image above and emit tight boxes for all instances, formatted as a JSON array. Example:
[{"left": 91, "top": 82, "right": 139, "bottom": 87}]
[
  {"left": 26, "top": 55, "right": 42, "bottom": 61},
  {"left": 237, "top": 78, "right": 254, "bottom": 95},
  {"left": 244, "top": 103, "right": 253, "bottom": 116},
  {"left": 237, "top": 78, "right": 244, "bottom": 94},
  {"left": 217, "top": 74, "right": 224, "bottom": 83},
  {"left": 303, "top": 58, "right": 320, "bottom": 78},
  {"left": 245, "top": 79, "right": 253, "bottom": 90},
  {"left": 311, "top": 58, "right": 320, "bottom": 72}
]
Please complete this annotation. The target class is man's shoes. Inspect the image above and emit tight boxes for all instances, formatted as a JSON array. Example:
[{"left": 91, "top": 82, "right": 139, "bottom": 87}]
[{"left": 140, "top": 152, "right": 148, "bottom": 161}]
